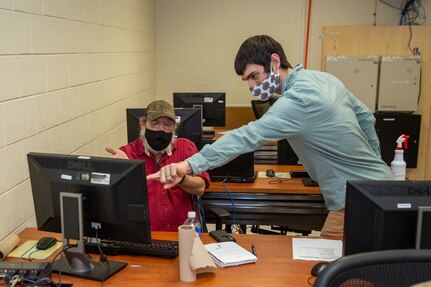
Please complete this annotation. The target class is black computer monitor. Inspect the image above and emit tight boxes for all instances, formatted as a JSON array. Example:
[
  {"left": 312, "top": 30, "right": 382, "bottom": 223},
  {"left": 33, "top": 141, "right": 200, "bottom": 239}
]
[
  {"left": 173, "top": 92, "right": 226, "bottom": 127},
  {"left": 27, "top": 152, "right": 150, "bottom": 280},
  {"left": 126, "top": 108, "right": 202, "bottom": 145},
  {"left": 344, "top": 180, "right": 431, "bottom": 256},
  {"left": 207, "top": 151, "right": 256, "bottom": 183}
]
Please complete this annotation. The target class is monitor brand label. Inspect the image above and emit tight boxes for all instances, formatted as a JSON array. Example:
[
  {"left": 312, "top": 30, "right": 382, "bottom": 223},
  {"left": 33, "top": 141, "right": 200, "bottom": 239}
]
[
  {"left": 408, "top": 186, "right": 431, "bottom": 196},
  {"left": 68, "top": 160, "right": 93, "bottom": 171}
]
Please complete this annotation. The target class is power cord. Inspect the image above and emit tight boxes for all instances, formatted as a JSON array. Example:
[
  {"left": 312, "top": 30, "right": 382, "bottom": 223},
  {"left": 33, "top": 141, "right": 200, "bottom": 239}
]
[{"left": 222, "top": 179, "right": 236, "bottom": 225}]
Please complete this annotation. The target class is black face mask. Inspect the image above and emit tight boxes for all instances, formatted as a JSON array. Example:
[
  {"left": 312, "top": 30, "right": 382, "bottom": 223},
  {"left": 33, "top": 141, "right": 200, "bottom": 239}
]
[{"left": 145, "top": 129, "right": 173, "bottom": 151}]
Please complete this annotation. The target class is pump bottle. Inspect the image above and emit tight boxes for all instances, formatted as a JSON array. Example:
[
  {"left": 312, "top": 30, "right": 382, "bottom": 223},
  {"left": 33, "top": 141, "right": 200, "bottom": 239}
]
[{"left": 390, "top": 134, "right": 410, "bottom": 180}]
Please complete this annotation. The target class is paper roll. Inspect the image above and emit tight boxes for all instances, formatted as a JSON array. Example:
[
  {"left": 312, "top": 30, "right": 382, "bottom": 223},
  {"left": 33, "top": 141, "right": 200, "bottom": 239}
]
[
  {"left": 190, "top": 235, "right": 217, "bottom": 274},
  {"left": 178, "top": 225, "right": 196, "bottom": 282},
  {"left": 0, "top": 234, "right": 20, "bottom": 261}
]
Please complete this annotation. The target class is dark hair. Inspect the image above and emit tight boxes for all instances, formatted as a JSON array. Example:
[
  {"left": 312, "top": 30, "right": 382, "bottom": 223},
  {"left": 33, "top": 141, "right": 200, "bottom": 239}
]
[{"left": 234, "top": 35, "right": 292, "bottom": 75}]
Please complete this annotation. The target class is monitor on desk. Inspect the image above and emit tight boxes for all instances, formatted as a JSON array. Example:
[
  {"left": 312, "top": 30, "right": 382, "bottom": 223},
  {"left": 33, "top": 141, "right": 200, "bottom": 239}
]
[
  {"left": 208, "top": 151, "right": 256, "bottom": 183},
  {"left": 173, "top": 92, "right": 226, "bottom": 128},
  {"left": 27, "top": 152, "right": 150, "bottom": 280},
  {"left": 344, "top": 180, "right": 431, "bottom": 256},
  {"left": 126, "top": 108, "right": 203, "bottom": 146}
]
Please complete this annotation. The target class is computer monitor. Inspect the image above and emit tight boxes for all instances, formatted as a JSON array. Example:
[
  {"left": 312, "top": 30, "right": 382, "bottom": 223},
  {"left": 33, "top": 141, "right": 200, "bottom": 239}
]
[
  {"left": 344, "top": 180, "right": 431, "bottom": 256},
  {"left": 173, "top": 92, "right": 226, "bottom": 127},
  {"left": 27, "top": 152, "right": 150, "bottom": 280},
  {"left": 207, "top": 151, "right": 256, "bottom": 183},
  {"left": 126, "top": 108, "right": 202, "bottom": 145}
]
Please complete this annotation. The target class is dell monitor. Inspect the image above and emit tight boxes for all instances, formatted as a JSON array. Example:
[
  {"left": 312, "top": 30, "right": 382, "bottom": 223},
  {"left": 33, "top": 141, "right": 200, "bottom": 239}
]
[
  {"left": 344, "top": 180, "right": 431, "bottom": 256},
  {"left": 126, "top": 108, "right": 202, "bottom": 146},
  {"left": 173, "top": 92, "right": 226, "bottom": 127},
  {"left": 27, "top": 152, "right": 150, "bottom": 280}
]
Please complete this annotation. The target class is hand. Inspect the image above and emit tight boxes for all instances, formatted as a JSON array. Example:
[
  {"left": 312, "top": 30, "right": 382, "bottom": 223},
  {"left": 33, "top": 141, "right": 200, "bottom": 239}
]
[
  {"left": 147, "top": 161, "right": 192, "bottom": 189},
  {"left": 105, "top": 146, "right": 129, "bottom": 159}
]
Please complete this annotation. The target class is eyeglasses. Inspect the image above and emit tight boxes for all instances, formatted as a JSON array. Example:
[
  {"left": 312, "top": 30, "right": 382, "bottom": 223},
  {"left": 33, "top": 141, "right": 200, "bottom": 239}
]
[{"left": 147, "top": 119, "right": 175, "bottom": 131}]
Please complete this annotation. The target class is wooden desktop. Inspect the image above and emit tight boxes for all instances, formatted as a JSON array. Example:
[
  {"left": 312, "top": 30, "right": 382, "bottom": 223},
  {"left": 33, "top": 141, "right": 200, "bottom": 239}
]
[
  {"left": 10, "top": 227, "right": 320, "bottom": 287},
  {"left": 202, "top": 165, "right": 328, "bottom": 231}
]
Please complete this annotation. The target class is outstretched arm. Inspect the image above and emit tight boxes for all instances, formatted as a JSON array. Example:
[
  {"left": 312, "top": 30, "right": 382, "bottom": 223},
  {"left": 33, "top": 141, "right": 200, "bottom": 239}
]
[{"left": 146, "top": 161, "right": 193, "bottom": 189}]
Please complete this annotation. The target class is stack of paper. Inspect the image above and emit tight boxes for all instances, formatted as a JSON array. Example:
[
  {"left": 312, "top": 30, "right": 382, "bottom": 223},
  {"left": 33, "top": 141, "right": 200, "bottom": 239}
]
[{"left": 204, "top": 241, "right": 257, "bottom": 268}]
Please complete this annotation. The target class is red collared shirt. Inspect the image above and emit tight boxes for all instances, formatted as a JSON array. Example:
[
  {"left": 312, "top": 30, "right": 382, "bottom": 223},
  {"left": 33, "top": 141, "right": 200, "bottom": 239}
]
[{"left": 119, "top": 138, "right": 210, "bottom": 231}]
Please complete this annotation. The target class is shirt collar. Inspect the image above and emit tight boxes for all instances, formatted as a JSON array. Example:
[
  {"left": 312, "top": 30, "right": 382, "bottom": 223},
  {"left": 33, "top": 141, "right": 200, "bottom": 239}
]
[{"left": 282, "top": 64, "right": 303, "bottom": 92}]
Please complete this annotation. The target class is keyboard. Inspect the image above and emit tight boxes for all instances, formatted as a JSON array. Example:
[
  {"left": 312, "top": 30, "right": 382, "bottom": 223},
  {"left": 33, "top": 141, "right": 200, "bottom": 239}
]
[
  {"left": 85, "top": 239, "right": 179, "bottom": 259},
  {"left": 210, "top": 175, "right": 256, "bottom": 183}
]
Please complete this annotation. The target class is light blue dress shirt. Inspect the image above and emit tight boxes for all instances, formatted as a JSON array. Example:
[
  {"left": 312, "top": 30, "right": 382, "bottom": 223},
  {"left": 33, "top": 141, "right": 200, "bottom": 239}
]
[{"left": 188, "top": 64, "right": 393, "bottom": 210}]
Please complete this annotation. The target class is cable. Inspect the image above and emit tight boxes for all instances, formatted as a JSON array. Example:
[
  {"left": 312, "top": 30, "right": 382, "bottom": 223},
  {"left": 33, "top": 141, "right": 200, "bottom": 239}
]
[
  {"left": 19, "top": 243, "right": 37, "bottom": 261},
  {"left": 94, "top": 227, "right": 108, "bottom": 287},
  {"left": 268, "top": 176, "right": 289, "bottom": 184},
  {"left": 222, "top": 179, "right": 236, "bottom": 226}
]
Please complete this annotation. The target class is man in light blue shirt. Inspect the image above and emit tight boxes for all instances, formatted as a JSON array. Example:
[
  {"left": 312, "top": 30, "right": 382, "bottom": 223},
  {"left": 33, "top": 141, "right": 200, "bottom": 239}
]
[{"left": 148, "top": 35, "right": 393, "bottom": 236}]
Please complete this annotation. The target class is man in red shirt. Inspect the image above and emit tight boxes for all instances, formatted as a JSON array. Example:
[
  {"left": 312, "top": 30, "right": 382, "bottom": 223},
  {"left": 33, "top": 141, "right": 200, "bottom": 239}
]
[{"left": 106, "top": 100, "right": 210, "bottom": 231}]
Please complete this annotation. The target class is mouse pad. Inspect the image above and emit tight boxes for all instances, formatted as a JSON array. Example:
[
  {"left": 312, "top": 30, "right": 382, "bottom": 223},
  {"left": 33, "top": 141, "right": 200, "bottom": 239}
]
[
  {"left": 257, "top": 171, "right": 291, "bottom": 179},
  {"left": 8, "top": 240, "right": 63, "bottom": 260}
]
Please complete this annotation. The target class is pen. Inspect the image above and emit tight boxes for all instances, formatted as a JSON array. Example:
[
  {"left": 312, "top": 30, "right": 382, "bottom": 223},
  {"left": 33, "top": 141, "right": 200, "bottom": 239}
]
[{"left": 251, "top": 244, "right": 257, "bottom": 256}]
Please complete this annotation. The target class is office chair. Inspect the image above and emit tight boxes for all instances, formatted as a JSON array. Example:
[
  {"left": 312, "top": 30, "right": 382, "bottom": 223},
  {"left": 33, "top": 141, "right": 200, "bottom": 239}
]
[
  {"left": 251, "top": 94, "right": 279, "bottom": 119},
  {"left": 313, "top": 249, "right": 431, "bottom": 287},
  {"left": 251, "top": 100, "right": 271, "bottom": 119},
  {"left": 193, "top": 195, "right": 231, "bottom": 232}
]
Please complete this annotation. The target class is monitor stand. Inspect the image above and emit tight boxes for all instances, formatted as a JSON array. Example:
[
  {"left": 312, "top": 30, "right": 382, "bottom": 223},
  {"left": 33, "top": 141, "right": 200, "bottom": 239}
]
[
  {"left": 202, "top": 126, "right": 215, "bottom": 139},
  {"left": 51, "top": 254, "right": 127, "bottom": 281},
  {"left": 58, "top": 192, "right": 127, "bottom": 282}
]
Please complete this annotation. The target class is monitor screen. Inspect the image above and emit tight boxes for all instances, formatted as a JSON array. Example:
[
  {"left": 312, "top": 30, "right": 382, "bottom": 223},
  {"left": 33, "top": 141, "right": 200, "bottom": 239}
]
[
  {"left": 344, "top": 180, "right": 431, "bottom": 256},
  {"left": 27, "top": 152, "right": 151, "bottom": 245},
  {"left": 126, "top": 108, "right": 202, "bottom": 146},
  {"left": 173, "top": 92, "right": 226, "bottom": 127},
  {"left": 208, "top": 151, "right": 255, "bottom": 182}
]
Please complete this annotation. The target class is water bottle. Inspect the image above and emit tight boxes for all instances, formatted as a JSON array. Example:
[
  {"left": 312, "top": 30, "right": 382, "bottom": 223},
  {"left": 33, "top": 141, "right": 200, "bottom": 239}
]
[{"left": 183, "top": 211, "right": 202, "bottom": 237}]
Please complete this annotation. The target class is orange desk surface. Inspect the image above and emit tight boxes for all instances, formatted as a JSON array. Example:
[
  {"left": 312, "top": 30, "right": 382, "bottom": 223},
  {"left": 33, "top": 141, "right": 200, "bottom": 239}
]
[{"left": 8, "top": 227, "right": 320, "bottom": 287}]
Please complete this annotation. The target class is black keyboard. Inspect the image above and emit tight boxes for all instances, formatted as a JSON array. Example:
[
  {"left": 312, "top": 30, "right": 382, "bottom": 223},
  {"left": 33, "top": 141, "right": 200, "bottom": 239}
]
[
  {"left": 210, "top": 175, "right": 256, "bottom": 183},
  {"left": 85, "top": 239, "right": 179, "bottom": 259}
]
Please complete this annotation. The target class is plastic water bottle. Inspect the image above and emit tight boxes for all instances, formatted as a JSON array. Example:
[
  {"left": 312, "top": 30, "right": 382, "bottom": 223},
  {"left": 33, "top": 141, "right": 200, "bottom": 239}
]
[{"left": 183, "top": 211, "right": 202, "bottom": 237}]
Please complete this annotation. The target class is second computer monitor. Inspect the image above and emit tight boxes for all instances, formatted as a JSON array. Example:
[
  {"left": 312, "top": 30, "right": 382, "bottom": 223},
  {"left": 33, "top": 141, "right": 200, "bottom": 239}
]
[
  {"left": 344, "top": 180, "right": 431, "bottom": 256},
  {"left": 173, "top": 92, "right": 226, "bottom": 127},
  {"left": 126, "top": 108, "right": 202, "bottom": 146}
]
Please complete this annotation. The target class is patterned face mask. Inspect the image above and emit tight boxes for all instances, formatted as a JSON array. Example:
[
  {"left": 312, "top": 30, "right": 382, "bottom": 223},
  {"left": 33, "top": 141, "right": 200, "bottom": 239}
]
[{"left": 249, "top": 63, "right": 280, "bottom": 101}]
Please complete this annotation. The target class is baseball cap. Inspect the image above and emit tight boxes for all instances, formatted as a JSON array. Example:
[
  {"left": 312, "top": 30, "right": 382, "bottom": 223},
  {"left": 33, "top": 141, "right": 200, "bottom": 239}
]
[{"left": 145, "top": 100, "right": 175, "bottom": 122}]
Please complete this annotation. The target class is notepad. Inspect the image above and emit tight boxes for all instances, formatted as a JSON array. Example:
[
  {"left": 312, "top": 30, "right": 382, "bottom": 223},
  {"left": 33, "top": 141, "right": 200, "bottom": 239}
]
[{"left": 204, "top": 241, "right": 257, "bottom": 268}]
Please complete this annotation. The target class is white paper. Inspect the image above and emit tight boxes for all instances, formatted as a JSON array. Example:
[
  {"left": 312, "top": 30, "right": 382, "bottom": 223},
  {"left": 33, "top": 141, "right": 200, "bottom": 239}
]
[
  {"left": 204, "top": 241, "right": 257, "bottom": 268},
  {"left": 292, "top": 238, "right": 342, "bottom": 261}
]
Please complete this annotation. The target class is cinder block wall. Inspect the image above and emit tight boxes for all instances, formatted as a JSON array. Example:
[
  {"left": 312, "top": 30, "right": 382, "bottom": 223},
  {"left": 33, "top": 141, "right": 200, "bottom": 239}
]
[{"left": 0, "top": 0, "right": 156, "bottom": 241}]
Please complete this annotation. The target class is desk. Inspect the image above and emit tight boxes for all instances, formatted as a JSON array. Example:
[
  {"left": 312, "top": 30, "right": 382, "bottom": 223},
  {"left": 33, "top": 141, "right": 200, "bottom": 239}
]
[
  {"left": 202, "top": 165, "right": 328, "bottom": 231},
  {"left": 10, "top": 227, "right": 319, "bottom": 287}
]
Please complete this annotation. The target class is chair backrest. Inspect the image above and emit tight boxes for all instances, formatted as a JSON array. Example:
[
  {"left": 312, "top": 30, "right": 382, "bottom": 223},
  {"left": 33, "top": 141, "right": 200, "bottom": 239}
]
[
  {"left": 250, "top": 95, "right": 279, "bottom": 119},
  {"left": 251, "top": 100, "right": 271, "bottom": 119},
  {"left": 313, "top": 249, "right": 431, "bottom": 287}
]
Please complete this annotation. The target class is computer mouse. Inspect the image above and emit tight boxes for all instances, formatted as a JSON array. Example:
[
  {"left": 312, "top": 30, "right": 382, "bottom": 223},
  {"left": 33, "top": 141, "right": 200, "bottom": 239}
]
[
  {"left": 36, "top": 237, "right": 57, "bottom": 250},
  {"left": 311, "top": 261, "right": 329, "bottom": 276},
  {"left": 266, "top": 169, "right": 275, "bottom": 178}
]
